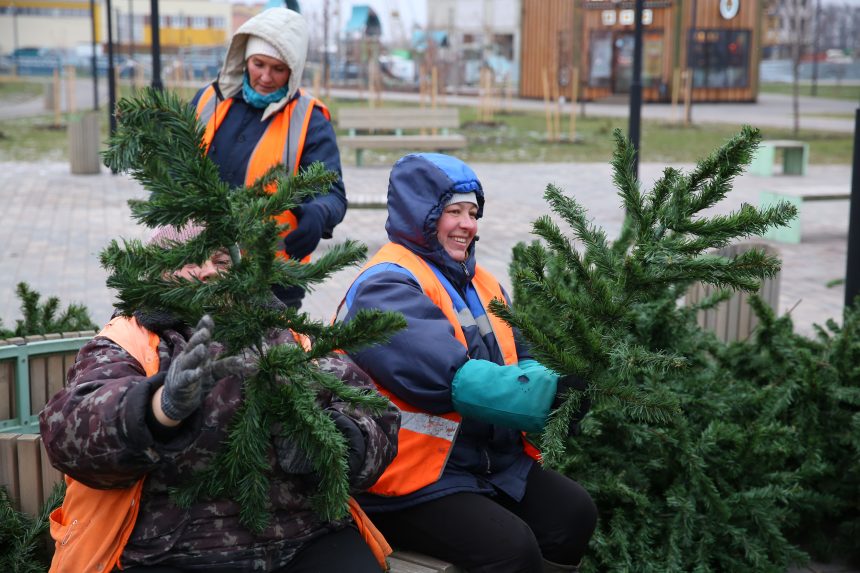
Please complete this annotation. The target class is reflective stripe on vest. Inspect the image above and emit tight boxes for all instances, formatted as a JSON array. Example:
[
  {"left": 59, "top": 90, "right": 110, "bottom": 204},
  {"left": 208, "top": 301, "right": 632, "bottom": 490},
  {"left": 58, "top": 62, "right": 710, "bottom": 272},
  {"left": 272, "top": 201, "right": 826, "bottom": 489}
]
[
  {"left": 340, "top": 242, "right": 526, "bottom": 497},
  {"left": 195, "top": 85, "right": 331, "bottom": 262}
]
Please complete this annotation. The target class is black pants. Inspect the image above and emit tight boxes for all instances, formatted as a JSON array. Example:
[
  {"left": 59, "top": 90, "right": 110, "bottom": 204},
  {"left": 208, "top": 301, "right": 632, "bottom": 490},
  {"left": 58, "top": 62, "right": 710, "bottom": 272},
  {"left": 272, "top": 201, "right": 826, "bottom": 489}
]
[
  {"left": 370, "top": 464, "right": 598, "bottom": 573},
  {"left": 122, "top": 525, "right": 382, "bottom": 573}
]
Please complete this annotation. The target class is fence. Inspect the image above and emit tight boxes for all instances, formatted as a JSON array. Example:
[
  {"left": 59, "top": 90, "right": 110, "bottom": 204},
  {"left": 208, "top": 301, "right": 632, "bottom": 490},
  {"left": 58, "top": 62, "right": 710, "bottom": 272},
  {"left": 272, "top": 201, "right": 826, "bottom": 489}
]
[
  {"left": 685, "top": 242, "right": 782, "bottom": 343},
  {"left": 0, "top": 333, "right": 93, "bottom": 513}
]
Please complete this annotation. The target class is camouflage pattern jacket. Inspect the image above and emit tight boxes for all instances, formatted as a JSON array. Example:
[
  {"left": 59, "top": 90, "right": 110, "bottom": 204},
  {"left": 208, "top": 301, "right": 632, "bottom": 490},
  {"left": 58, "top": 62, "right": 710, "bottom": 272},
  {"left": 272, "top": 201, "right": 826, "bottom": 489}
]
[{"left": 39, "top": 315, "right": 399, "bottom": 571}]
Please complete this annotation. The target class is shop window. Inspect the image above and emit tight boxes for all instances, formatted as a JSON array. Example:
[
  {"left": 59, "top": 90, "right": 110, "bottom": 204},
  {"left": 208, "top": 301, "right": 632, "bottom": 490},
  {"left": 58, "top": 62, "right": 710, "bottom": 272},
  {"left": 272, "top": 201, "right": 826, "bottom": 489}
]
[
  {"left": 588, "top": 31, "right": 612, "bottom": 88},
  {"left": 687, "top": 29, "right": 750, "bottom": 88},
  {"left": 643, "top": 35, "right": 663, "bottom": 88}
]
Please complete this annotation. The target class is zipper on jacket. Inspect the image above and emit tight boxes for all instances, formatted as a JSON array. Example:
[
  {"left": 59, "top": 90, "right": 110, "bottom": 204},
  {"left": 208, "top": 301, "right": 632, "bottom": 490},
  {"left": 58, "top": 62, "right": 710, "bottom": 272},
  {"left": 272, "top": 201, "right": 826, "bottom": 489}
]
[
  {"left": 61, "top": 519, "right": 79, "bottom": 545},
  {"left": 482, "top": 448, "right": 491, "bottom": 474},
  {"left": 461, "top": 262, "right": 470, "bottom": 280}
]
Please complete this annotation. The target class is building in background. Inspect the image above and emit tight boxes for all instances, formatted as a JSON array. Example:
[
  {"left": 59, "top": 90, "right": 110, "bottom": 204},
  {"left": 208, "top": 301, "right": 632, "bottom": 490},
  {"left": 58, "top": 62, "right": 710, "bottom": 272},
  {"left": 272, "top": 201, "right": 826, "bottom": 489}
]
[
  {"left": 520, "top": 0, "right": 762, "bottom": 103},
  {"left": 0, "top": 0, "right": 231, "bottom": 57},
  {"left": 424, "top": 0, "right": 522, "bottom": 90},
  {"left": 0, "top": 0, "right": 100, "bottom": 55}
]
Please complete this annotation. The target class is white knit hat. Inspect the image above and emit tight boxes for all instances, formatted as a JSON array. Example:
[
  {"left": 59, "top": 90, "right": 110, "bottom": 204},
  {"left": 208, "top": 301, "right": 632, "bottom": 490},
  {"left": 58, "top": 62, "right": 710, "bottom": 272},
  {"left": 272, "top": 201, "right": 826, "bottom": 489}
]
[
  {"left": 445, "top": 192, "right": 478, "bottom": 207},
  {"left": 244, "top": 35, "right": 285, "bottom": 63}
]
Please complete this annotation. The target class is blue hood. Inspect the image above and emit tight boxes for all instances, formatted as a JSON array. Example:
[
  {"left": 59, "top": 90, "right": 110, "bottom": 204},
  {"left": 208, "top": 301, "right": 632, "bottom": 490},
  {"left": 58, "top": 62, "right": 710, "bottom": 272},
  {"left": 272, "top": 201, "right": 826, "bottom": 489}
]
[{"left": 385, "top": 154, "right": 485, "bottom": 280}]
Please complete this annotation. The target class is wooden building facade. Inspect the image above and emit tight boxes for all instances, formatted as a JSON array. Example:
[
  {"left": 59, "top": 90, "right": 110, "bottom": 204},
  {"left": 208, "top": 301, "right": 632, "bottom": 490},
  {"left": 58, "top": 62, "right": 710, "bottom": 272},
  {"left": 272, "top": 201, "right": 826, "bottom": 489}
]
[{"left": 520, "top": 0, "right": 762, "bottom": 102}]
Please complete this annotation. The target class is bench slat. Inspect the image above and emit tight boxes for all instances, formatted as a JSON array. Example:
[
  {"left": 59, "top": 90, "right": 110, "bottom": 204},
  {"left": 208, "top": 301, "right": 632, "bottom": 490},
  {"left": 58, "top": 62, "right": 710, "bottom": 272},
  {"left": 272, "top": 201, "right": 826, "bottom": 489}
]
[
  {"left": 341, "top": 135, "right": 467, "bottom": 150},
  {"left": 338, "top": 108, "right": 460, "bottom": 131},
  {"left": 390, "top": 549, "right": 464, "bottom": 573}
]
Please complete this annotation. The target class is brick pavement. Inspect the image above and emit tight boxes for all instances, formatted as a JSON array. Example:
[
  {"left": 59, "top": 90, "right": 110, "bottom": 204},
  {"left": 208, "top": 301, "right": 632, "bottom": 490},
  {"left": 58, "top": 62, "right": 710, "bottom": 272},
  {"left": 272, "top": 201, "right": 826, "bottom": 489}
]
[{"left": 0, "top": 161, "right": 853, "bottom": 338}]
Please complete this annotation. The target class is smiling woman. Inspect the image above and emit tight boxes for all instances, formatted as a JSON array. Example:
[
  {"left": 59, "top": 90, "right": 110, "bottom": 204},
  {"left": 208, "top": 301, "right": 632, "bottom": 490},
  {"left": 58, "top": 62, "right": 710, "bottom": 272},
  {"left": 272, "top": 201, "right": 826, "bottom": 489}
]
[{"left": 334, "top": 153, "right": 597, "bottom": 573}]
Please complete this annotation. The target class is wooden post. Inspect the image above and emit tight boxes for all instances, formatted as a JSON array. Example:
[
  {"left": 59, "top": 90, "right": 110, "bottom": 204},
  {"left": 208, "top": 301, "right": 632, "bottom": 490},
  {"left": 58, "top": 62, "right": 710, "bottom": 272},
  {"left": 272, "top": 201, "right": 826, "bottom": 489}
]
[
  {"left": 505, "top": 75, "right": 513, "bottom": 114},
  {"left": 569, "top": 67, "right": 579, "bottom": 142},
  {"left": 551, "top": 72, "right": 562, "bottom": 141},
  {"left": 431, "top": 66, "right": 438, "bottom": 135},
  {"left": 135, "top": 62, "right": 145, "bottom": 93},
  {"left": 313, "top": 67, "right": 321, "bottom": 98},
  {"left": 671, "top": 67, "right": 681, "bottom": 122},
  {"left": 683, "top": 69, "right": 693, "bottom": 126},
  {"left": 541, "top": 68, "right": 555, "bottom": 142},
  {"left": 52, "top": 69, "right": 62, "bottom": 127},
  {"left": 65, "top": 65, "right": 77, "bottom": 115}
]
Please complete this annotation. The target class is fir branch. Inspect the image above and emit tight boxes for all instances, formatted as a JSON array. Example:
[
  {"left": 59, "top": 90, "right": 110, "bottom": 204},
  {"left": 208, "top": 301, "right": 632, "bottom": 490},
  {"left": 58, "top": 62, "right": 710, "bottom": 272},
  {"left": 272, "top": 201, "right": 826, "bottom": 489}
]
[{"left": 103, "top": 89, "right": 403, "bottom": 533}]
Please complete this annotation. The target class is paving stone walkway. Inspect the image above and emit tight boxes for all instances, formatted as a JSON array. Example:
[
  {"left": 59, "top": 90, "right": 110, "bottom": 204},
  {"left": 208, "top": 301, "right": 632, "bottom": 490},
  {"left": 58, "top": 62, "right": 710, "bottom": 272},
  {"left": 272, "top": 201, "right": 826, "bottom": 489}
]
[{"left": 0, "top": 160, "right": 853, "bottom": 339}]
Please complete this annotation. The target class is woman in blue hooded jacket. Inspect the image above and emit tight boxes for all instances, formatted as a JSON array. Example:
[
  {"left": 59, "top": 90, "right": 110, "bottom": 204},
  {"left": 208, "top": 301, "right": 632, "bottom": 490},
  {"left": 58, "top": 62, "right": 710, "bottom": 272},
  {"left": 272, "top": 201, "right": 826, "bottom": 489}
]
[{"left": 336, "top": 153, "right": 597, "bottom": 572}]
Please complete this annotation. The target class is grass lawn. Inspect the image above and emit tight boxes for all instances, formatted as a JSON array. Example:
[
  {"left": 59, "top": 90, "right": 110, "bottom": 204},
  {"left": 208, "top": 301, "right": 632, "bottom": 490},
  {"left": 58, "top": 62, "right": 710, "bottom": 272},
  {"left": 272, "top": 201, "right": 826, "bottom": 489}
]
[
  {"left": 0, "top": 92, "right": 854, "bottom": 165},
  {"left": 759, "top": 82, "right": 860, "bottom": 101},
  {"left": 0, "top": 78, "right": 46, "bottom": 104},
  {"left": 327, "top": 99, "right": 855, "bottom": 167}
]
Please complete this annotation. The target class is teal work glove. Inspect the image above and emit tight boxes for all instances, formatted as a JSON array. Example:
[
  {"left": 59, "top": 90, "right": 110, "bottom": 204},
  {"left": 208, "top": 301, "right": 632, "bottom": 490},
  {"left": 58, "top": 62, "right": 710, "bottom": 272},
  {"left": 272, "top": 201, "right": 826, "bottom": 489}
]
[{"left": 451, "top": 359, "right": 558, "bottom": 432}]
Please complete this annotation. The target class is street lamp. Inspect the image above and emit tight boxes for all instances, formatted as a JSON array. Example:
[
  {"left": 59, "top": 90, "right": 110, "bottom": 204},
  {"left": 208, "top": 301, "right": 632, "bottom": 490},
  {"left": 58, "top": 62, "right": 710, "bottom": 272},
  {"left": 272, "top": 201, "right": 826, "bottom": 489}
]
[
  {"left": 150, "top": 0, "right": 163, "bottom": 90},
  {"left": 89, "top": 0, "right": 98, "bottom": 109},
  {"left": 627, "top": 0, "right": 645, "bottom": 178}
]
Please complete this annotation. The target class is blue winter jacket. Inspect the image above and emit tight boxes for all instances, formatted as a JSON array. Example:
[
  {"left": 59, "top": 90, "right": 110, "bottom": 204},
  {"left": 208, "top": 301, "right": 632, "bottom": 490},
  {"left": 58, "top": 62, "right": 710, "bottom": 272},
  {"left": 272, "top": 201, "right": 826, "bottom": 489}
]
[
  {"left": 340, "top": 153, "right": 537, "bottom": 511},
  {"left": 190, "top": 87, "right": 346, "bottom": 239}
]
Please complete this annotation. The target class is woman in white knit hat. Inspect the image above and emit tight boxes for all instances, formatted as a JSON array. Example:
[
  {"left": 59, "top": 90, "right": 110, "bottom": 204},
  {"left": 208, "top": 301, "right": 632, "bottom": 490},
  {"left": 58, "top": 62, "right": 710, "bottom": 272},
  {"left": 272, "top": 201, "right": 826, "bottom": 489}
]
[{"left": 191, "top": 8, "right": 346, "bottom": 310}]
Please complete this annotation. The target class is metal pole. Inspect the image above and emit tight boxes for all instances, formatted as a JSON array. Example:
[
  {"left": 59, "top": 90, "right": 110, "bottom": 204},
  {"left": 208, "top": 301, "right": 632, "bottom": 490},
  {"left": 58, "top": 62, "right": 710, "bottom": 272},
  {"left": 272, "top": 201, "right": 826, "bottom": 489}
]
[
  {"left": 90, "top": 0, "right": 99, "bottom": 109},
  {"left": 811, "top": 0, "right": 821, "bottom": 96},
  {"left": 11, "top": 2, "right": 19, "bottom": 75},
  {"left": 150, "top": 0, "right": 163, "bottom": 91},
  {"left": 128, "top": 0, "right": 134, "bottom": 59},
  {"left": 844, "top": 109, "right": 860, "bottom": 307},
  {"left": 107, "top": 0, "right": 117, "bottom": 137},
  {"left": 627, "top": 0, "right": 645, "bottom": 178},
  {"left": 323, "top": 0, "right": 329, "bottom": 95}
]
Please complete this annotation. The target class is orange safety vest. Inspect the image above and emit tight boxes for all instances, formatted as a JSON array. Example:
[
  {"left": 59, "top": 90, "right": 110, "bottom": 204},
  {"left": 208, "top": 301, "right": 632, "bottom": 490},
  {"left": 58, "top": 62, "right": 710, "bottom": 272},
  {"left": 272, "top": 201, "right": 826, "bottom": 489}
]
[
  {"left": 349, "top": 242, "right": 540, "bottom": 498},
  {"left": 48, "top": 316, "right": 158, "bottom": 573},
  {"left": 48, "top": 317, "right": 392, "bottom": 572},
  {"left": 195, "top": 85, "right": 331, "bottom": 263}
]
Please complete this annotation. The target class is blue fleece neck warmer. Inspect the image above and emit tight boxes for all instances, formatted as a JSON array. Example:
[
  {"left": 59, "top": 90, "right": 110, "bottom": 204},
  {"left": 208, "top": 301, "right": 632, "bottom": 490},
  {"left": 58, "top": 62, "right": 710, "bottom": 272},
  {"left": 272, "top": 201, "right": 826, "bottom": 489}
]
[{"left": 242, "top": 73, "right": 288, "bottom": 109}]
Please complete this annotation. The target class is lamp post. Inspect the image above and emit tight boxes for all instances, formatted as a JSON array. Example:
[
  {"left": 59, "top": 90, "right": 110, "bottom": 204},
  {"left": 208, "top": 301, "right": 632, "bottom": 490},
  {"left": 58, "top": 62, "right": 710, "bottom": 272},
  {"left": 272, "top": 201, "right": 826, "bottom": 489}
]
[
  {"left": 128, "top": 0, "right": 134, "bottom": 60},
  {"left": 627, "top": 0, "right": 645, "bottom": 178},
  {"left": 150, "top": 0, "right": 163, "bottom": 91},
  {"left": 11, "top": 1, "right": 19, "bottom": 74},
  {"left": 811, "top": 0, "right": 821, "bottom": 96},
  {"left": 89, "top": 0, "right": 98, "bottom": 109},
  {"left": 844, "top": 109, "right": 860, "bottom": 307},
  {"left": 107, "top": 0, "right": 117, "bottom": 136}
]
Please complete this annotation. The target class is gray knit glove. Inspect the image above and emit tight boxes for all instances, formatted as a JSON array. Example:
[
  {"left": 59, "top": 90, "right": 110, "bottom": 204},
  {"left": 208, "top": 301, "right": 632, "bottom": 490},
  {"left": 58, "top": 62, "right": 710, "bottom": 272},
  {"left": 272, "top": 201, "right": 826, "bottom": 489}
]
[{"left": 160, "top": 315, "right": 243, "bottom": 421}]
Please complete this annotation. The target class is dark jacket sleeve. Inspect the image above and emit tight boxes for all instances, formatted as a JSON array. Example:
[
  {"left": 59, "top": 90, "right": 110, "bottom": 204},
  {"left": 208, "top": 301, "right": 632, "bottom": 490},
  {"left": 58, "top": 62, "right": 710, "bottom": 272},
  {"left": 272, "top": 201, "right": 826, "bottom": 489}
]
[
  {"left": 344, "top": 270, "right": 471, "bottom": 415},
  {"left": 316, "top": 353, "right": 400, "bottom": 491},
  {"left": 300, "top": 106, "right": 346, "bottom": 238},
  {"left": 39, "top": 337, "right": 200, "bottom": 489}
]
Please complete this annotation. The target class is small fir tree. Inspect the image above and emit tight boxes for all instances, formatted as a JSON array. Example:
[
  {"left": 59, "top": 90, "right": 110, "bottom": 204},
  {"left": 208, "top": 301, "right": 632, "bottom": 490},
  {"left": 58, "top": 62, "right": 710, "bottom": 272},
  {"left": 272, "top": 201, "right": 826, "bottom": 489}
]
[
  {"left": 0, "top": 483, "right": 65, "bottom": 573},
  {"left": 100, "top": 88, "right": 405, "bottom": 531},
  {"left": 499, "top": 126, "right": 847, "bottom": 571},
  {"left": 494, "top": 125, "right": 797, "bottom": 465},
  {"left": 0, "top": 282, "right": 98, "bottom": 338}
]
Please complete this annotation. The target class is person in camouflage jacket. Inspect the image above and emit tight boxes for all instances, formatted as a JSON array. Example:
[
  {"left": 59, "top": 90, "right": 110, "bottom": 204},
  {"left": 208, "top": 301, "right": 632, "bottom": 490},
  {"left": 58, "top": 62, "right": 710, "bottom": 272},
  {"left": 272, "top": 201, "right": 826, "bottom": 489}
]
[{"left": 39, "top": 233, "right": 400, "bottom": 573}]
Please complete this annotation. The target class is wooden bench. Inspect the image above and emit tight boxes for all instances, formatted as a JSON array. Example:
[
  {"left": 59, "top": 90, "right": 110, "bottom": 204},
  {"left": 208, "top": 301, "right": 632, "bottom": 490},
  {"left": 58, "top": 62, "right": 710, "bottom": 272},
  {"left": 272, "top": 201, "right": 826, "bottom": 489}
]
[
  {"left": 338, "top": 107, "right": 467, "bottom": 167},
  {"left": 389, "top": 550, "right": 463, "bottom": 573},
  {"left": 759, "top": 187, "right": 850, "bottom": 243},
  {"left": 685, "top": 242, "right": 781, "bottom": 343},
  {"left": 748, "top": 140, "right": 809, "bottom": 177}
]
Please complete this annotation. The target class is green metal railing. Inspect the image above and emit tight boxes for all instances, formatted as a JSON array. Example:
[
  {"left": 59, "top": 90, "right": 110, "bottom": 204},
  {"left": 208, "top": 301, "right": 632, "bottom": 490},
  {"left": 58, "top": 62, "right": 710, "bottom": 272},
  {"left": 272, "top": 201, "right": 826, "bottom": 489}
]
[{"left": 0, "top": 336, "right": 93, "bottom": 433}]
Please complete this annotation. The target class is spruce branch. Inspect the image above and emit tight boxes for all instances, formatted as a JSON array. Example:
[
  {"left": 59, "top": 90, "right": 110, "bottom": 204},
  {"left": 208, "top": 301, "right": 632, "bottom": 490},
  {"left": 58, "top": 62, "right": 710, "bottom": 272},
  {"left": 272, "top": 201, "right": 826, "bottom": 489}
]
[
  {"left": 102, "top": 89, "right": 403, "bottom": 532},
  {"left": 499, "top": 126, "right": 798, "bottom": 466}
]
